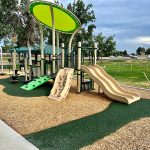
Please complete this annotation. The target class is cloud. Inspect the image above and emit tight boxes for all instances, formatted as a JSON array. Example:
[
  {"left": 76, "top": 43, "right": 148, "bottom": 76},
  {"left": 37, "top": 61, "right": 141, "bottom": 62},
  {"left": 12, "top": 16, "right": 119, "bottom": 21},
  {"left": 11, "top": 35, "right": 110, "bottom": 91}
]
[
  {"left": 134, "top": 36, "right": 150, "bottom": 45},
  {"left": 84, "top": 0, "right": 150, "bottom": 52}
]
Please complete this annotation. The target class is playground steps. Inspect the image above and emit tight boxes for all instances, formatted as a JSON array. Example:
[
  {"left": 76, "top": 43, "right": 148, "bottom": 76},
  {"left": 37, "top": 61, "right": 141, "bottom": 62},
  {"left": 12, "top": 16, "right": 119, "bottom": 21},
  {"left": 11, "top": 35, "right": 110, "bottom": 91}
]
[{"left": 21, "top": 76, "right": 50, "bottom": 90}]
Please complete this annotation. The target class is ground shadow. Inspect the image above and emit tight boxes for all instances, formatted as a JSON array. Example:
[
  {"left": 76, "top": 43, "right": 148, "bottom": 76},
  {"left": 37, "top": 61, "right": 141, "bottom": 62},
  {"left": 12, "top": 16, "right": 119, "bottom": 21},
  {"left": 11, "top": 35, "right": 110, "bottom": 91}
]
[
  {"left": 25, "top": 99, "right": 150, "bottom": 150},
  {"left": 0, "top": 77, "right": 52, "bottom": 97}
]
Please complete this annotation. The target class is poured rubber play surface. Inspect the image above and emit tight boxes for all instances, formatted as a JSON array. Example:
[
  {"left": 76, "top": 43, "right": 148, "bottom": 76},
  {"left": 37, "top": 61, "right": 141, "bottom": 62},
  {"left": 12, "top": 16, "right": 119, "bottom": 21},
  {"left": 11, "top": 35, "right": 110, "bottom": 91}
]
[
  {"left": 25, "top": 99, "right": 150, "bottom": 150},
  {"left": 21, "top": 76, "right": 50, "bottom": 90}
]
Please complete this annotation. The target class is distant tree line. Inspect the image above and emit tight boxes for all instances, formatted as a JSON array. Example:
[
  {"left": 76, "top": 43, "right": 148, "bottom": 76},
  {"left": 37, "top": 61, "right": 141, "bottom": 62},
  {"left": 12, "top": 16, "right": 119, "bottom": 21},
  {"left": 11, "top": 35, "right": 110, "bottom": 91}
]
[{"left": 136, "top": 47, "right": 150, "bottom": 55}]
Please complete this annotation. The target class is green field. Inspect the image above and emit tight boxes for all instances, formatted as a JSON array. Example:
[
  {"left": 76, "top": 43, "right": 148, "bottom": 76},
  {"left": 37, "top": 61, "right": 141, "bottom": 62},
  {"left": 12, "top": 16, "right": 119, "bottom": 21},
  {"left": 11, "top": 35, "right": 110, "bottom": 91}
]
[{"left": 84, "top": 59, "right": 150, "bottom": 89}]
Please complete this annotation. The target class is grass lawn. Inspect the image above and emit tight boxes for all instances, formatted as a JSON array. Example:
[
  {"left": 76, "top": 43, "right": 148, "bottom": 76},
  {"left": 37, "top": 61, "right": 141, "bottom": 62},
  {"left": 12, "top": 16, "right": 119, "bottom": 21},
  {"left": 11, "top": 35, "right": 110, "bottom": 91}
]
[{"left": 84, "top": 59, "right": 150, "bottom": 88}]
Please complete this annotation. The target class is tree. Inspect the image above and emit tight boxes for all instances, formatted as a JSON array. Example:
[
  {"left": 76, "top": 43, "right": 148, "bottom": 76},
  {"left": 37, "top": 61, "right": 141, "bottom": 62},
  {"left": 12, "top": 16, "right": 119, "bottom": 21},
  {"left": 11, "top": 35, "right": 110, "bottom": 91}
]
[
  {"left": 115, "top": 50, "right": 128, "bottom": 57},
  {"left": 136, "top": 47, "right": 145, "bottom": 55},
  {"left": 104, "top": 35, "right": 116, "bottom": 57},
  {"left": 0, "top": 0, "right": 39, "bottom": 46},
  {"left": 0, "top": 0, "right": 17, "bottom": 39},
  {"left": 95, "top": 33, "right": 116, "bottom": 57},
  {"left": 115, "top": 51, "right": 123, "bottom": 56},
  {"left": 146, "top": 48, "right": 150, "bottom": 55},
  {"left": 57, "top": 0, "right": 96, "bottom": 50},
  {"left": 123, "top": 50, "right": 128, "bottom": 56},
  {"left": 130, "top": 53, "right": 136, "bottom": 56},
  {"left": 95, "top": 33, "right": 105, "bottom": 58},
  {"left": 67, "top": 0, "right": 95, "bottom": 26},
  {"left": 82, "top": 24, "right": 96, "bottom": 47},
  {"left": 96, "top": 34, "right": 116, "bottom": 57}
]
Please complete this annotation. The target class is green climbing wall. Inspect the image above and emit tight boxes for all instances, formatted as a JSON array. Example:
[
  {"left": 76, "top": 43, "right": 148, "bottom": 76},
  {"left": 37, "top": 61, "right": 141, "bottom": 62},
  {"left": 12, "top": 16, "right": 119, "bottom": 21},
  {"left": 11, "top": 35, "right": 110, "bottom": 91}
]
[{"left": 21, "top": 76, "right": 50, "bottom": 90}]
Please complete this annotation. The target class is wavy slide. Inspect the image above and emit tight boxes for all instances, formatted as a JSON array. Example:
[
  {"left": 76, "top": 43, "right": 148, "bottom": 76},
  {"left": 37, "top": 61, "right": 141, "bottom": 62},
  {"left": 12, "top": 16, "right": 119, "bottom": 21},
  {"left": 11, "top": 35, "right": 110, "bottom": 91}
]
[
  {"left": 48, "top": 68, "right": 74, "bottom": 101},
  {"left": 81, "top": 65, "right": 140, "bottom": 104}
]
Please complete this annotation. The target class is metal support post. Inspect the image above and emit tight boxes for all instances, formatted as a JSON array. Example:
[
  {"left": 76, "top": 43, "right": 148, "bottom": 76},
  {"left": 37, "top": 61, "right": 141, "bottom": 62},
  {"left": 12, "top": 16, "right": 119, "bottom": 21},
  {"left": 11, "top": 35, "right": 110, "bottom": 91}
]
[
  {"left": 77, "top": 42, "right": 81, "bottom": 93},
  {"left": 61, "top": 43, "right": 64, "bottom": 68}
]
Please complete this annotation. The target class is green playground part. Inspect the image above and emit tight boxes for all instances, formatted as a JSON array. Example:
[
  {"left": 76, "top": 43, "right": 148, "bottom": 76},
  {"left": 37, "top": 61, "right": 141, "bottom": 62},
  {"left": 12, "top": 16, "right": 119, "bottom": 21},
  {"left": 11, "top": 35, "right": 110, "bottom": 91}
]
[{"left": 21, "top": 76, "right": 50, "bottom": 90}]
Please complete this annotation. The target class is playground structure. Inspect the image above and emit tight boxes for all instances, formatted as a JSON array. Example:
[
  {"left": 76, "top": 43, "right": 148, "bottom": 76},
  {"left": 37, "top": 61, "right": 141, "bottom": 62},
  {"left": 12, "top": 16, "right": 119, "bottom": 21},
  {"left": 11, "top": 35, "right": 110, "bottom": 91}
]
[
  {"left": 26, "top": 0, "right": 81, "bottom": 100},
  {"left": 9, "top": 44, "right": 62, "bottom": 81},
  {"left": 74, "top": 42, "right": 140, "bottom": 104},
  {"left": 28, "top": 0, "right": 81, "bottom": 75},
  {"left": 1, "top": 0, "right": 140, "bottom": 104}
]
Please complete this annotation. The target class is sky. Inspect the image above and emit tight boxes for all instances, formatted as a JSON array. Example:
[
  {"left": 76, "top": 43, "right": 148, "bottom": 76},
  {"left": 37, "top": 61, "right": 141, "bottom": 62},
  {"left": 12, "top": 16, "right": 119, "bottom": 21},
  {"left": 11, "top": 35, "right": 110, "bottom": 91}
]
[{"left": 83, "top": 0, "right": 150, "bottom": 53}]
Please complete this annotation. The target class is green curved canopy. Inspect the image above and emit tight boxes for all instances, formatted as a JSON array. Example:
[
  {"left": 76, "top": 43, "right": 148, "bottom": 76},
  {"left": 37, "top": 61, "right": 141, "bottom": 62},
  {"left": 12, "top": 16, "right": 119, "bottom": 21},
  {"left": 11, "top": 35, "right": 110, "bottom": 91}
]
[
  {"left": 9, "top": 47, "right": 38, "bottom": 53},
  {"left": 9, "top": 44, "right": 62, "bottom": 55},
  {"left": 29, "top": 1, "right": 81, "bottom": 34}
]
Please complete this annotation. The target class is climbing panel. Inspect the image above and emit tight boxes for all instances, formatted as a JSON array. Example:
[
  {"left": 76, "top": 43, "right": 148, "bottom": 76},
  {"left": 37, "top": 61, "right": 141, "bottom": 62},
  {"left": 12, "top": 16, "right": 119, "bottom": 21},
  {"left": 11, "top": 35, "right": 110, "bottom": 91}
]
[
  {"left": 48, "top": 68, "right": 74, "bottom": 101},
  {"left": 21, "top": 76, "right": 50, "bottom": 90}
]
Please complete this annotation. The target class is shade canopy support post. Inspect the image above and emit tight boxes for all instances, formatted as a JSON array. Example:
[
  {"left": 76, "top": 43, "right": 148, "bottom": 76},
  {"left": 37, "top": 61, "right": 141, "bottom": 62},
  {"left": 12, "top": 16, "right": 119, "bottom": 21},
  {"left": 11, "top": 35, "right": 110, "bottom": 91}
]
[
  {"left": 37, "top": 54, "right": 41, "bottom": 77},
  {"left": 68, "top": 28, "right": 80, "bottom": 67},
  {"left": 27, "top": 40, "right": 32, "bottom": 81},
  {"left": 61, "top": 43, "right": 64, "bottom": 68},
  {"left": 77, "top": 42, "right": 81, "bottom": 93},
  {"left": 50, "top": 5, "right": 56, "bottom": 74},
  {"left": 24, "top": 53, "right": 28, "bottom": 81},
  {"left": 13, "top": 48, "right": 16, "bottom": 75},
  {"left": 40, "top": 23, "right": 44, "bottom": 76},
  {"left": 56, "top": 32, "right": 60, "bottom": 71},
  {"left": 94, "top": 43, "right": 98, "bottom": 65}
]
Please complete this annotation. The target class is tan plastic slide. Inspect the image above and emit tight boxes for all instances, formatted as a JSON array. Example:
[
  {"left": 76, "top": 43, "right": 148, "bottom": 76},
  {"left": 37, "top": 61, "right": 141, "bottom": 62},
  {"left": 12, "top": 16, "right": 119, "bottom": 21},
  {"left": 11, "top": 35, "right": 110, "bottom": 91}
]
[
  {"left": 48, "top": 68, "right": 74, "bottom": 101},
  {"left": 81, "top": 65, "right": 140, "bottom": 104}
]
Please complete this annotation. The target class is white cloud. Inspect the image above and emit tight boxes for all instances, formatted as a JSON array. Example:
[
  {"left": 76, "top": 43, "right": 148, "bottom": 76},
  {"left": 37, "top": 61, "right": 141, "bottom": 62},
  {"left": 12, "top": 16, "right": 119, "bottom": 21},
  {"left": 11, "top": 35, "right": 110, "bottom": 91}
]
[{"left": 134, "top": 36, "right": 150, "bottom": 45}]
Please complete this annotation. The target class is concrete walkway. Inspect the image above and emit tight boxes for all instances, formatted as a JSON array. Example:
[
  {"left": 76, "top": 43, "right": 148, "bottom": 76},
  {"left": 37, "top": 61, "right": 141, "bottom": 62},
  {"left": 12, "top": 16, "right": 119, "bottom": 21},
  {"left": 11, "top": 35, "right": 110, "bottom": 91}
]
[{"left": 0, "top": 120, "right": 39, "bottom": 150}]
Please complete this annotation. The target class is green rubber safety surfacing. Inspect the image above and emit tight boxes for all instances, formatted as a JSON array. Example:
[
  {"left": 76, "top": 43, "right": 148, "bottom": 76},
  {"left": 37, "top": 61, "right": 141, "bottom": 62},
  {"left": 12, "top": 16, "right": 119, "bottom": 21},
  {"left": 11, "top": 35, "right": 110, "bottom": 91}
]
[
  {"left": 25, "top": 99, "right": 150, "bottom": 150},
  {"left": 21, "top": 76, "right": 50, "bottom": 91}
]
